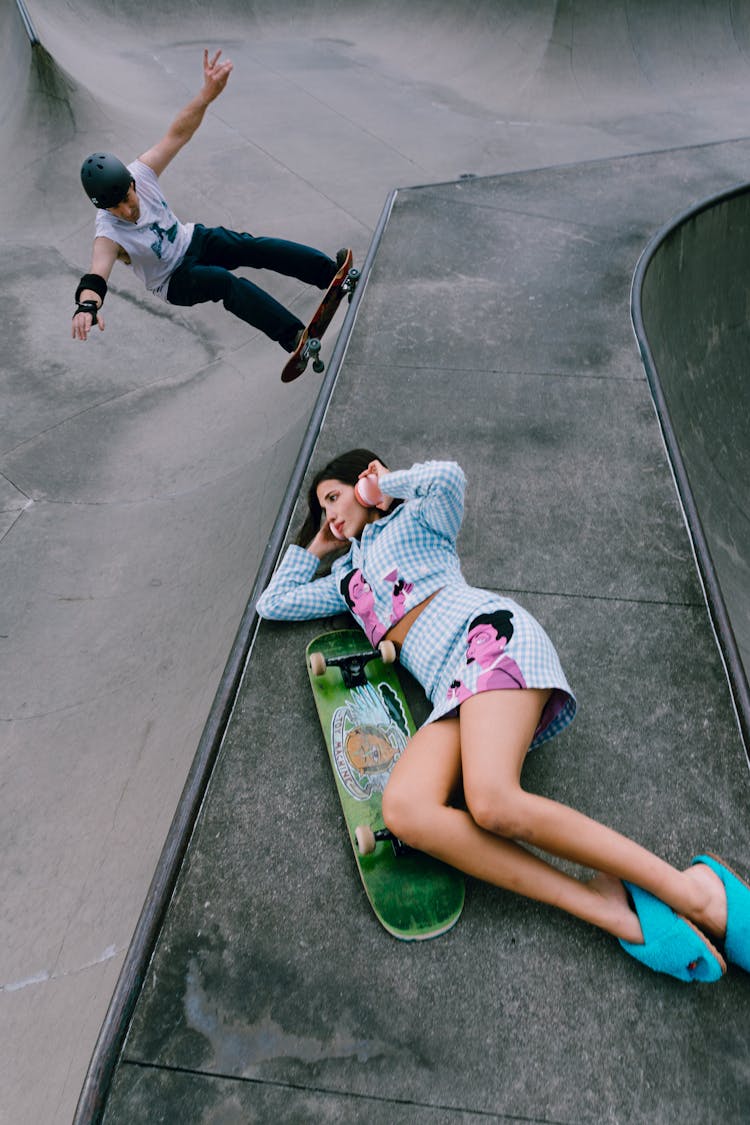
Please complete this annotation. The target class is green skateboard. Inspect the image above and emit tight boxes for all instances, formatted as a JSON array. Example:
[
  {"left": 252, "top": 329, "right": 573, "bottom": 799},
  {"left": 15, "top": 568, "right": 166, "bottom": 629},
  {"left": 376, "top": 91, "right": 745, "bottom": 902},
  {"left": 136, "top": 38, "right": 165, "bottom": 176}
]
[{"left": 306, "top": 629, "right": 464, "bottom": 940}]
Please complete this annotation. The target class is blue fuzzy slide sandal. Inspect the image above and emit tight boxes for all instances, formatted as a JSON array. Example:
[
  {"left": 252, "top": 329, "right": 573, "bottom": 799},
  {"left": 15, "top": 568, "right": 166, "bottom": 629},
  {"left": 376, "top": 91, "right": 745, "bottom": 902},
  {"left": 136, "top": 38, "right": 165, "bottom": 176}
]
[
  {"left": 619, "top": 881, "right": 726, "bottom": 982},
  {"left": 691, "top": 853, "right": 750, "bottom": 973}
]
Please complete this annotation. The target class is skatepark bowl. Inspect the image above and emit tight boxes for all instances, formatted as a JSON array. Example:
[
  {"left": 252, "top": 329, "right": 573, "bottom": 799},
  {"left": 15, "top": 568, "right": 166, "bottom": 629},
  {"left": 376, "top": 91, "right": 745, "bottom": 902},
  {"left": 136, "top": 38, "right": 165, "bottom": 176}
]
[
  {"left": 3, "top": 0, "right": 750, "bottom": 1122},
  {"left": 632, "top": 185, "right": 750, "bottom": 751}
]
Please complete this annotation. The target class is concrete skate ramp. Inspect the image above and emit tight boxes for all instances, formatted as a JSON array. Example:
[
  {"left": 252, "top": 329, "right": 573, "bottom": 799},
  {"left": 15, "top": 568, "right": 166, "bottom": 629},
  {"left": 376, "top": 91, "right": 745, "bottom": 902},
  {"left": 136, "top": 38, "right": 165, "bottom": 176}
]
[
  {"left": 100, "top": 151, "right": 750, "bottom": 1123},
  {"left": 5, "top": 1, "right": 750, "bottom": 1122},
  {"left": 633, "top": 186, "right": 750, "bottom": 746}
]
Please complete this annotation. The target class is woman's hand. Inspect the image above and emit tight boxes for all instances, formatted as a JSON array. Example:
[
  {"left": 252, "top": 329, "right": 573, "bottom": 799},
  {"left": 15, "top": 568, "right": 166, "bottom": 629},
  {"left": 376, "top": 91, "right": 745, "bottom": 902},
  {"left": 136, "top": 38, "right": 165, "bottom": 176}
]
[
  {"left": 308, "top": 518, "right": 346, "bottom": 558},
  {"left": 359, "top": 460, "right": 393, "bottom": 511},
  {"left": 362, "top": 458, "right": 387, "bottom": 480}
]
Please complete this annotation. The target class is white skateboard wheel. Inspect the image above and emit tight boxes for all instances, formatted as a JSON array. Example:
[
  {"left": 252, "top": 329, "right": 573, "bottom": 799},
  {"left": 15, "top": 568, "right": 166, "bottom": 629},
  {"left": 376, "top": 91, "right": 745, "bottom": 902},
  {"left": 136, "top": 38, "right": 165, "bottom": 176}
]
[{"left": 355, "top": 825, "right": 376, "bottom": 855}]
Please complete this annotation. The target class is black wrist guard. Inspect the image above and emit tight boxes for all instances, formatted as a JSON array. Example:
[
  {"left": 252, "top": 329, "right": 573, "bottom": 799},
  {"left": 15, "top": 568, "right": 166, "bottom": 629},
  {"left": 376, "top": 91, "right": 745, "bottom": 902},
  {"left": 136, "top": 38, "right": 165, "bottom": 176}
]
[
  {"left": 74, "top": 299, "right": 99, "bottom": 324},
  {"left": 75, "top": 273, "right": 108, "bottom": 305}
]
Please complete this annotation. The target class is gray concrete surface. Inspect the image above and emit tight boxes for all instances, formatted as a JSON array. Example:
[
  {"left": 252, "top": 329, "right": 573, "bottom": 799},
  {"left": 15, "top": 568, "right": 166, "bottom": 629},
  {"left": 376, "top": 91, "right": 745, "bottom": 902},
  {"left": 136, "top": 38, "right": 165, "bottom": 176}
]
[{"left": 3, "top": 2, "right": 750, "bottom": 1123}]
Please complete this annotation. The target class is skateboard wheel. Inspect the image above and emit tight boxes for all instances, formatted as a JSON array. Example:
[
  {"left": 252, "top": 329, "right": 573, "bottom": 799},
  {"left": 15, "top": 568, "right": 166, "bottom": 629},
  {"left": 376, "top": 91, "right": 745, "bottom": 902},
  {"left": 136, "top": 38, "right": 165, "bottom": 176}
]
[
  {"left": 355, "top": 825, "right": 376, "bottom": 856},
  {"left": 346, "top": 268, "right": 360, "bottom": 301},
  {"left": 310, "top": 651, "right": 327, "bottom": 677},
  {"left": 312, "top": 358, "right": 325, "bottom": 374},
  {"left": 379, "top": 640, "right": 397, "bottom": 665}
]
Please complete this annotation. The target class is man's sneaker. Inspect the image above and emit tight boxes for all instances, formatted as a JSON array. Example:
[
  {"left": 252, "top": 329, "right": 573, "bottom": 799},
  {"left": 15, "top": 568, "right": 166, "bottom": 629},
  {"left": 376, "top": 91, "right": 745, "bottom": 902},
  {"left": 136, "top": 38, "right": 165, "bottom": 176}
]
[
  {"left": 280, "top": 326, "right": 304, "bottom": 354},
  {"left": 320, "top": 248, "right": 352, "bottom": 291}
]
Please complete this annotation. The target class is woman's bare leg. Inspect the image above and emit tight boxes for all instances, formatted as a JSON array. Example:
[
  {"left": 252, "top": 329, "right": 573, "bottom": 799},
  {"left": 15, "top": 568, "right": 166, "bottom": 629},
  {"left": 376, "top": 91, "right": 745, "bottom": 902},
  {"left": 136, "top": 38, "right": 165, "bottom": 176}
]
[
  {"left": 460, "top": 690, "right": 727, "bottom": 939},
  {"left": 382, "top": 714, "right": 646, "bottom": 940},
  {"left": 382, "top": 690, "right": 727, "bottom": 944}
]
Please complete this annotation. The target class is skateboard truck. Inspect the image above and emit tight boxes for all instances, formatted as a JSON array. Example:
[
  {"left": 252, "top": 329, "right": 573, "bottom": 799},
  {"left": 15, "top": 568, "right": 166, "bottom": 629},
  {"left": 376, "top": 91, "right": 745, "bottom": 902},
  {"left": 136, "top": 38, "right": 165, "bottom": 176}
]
[
  {"left": 341, "top": 266, "right": 360, "bottom": 300},
  {"left": 302, "top": 336, "right": 324, "bottom": 374},
  {"left": 309, "top": 640, "right": 396, "bottom": 689}
]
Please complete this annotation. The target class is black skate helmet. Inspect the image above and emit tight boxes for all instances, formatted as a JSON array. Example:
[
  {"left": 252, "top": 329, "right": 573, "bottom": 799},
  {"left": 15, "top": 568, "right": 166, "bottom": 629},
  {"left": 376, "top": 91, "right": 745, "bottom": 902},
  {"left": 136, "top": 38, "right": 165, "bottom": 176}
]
[{"left": 80, "top": 153, "right": 133, "bottom": 208}]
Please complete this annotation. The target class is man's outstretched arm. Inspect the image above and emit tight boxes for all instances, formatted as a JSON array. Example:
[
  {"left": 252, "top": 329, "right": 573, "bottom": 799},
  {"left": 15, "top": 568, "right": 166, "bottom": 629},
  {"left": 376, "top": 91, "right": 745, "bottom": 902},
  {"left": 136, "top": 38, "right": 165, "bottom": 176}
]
[
  {"left": 139, "top": 49, "right": 233, "bottom": 176},
  {"left": 71, "top": 237, "right": 119, "bottom": 342}
]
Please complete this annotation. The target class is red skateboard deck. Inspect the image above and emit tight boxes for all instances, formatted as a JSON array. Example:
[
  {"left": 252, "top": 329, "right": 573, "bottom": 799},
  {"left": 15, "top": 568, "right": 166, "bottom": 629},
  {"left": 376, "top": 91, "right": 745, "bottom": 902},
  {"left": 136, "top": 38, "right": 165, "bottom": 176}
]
[{"left": 281, "top": 249, "right": 359, "bottom": 383}]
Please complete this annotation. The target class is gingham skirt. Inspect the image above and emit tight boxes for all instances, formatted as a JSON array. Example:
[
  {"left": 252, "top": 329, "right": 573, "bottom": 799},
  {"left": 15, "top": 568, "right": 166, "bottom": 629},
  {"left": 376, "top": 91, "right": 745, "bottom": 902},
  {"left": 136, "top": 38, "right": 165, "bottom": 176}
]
[{"left": 398, "top": 584, "right": 576, "bottom": 750}]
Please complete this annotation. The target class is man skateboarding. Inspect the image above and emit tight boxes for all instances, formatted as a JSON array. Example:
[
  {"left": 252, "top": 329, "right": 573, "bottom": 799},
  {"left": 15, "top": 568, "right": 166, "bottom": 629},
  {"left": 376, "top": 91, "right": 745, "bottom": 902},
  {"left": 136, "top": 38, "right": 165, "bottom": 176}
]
[{"left": 71, "top": 48, "right": 348, "bottom": 358}]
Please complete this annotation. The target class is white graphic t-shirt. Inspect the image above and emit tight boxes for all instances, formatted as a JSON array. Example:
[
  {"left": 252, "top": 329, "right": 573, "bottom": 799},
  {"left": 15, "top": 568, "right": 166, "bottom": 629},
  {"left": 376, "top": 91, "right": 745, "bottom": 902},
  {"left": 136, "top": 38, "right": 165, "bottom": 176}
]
[{"left": 94, "top": 160, "right": 194, "bottom": 300}]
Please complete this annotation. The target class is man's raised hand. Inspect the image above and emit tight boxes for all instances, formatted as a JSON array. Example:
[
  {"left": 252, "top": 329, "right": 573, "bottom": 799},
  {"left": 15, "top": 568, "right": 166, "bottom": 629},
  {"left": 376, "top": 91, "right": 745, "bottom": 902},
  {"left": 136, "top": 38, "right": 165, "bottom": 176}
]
[{"left": 202, "top": 48, "right": 233, "bottom": 102}]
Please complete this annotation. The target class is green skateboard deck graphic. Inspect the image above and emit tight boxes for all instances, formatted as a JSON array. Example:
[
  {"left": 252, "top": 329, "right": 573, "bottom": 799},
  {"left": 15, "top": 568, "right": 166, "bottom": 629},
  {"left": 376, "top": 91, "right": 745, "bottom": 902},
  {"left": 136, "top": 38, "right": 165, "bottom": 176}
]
[{"left": 306, "top": 629, "right": 464, "bottom": 940}]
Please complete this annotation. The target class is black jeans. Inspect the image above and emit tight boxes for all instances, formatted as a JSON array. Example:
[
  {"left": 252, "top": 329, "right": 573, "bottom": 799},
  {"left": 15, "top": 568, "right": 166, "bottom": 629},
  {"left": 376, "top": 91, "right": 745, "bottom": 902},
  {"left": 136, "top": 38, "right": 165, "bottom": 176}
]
[{"left": 166, "top": 225, "right": 336, "bottom": 349}]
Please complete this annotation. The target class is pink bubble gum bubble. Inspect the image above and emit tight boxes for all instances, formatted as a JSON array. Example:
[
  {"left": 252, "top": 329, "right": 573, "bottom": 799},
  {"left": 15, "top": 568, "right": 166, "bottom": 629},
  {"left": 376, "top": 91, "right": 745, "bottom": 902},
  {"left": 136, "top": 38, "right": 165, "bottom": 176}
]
[
  {"left": 355, "top": 474, "right": 383, "bottom": 507},
  {"left": 329, "top": 523, "right": 347, "bottom": 541}
]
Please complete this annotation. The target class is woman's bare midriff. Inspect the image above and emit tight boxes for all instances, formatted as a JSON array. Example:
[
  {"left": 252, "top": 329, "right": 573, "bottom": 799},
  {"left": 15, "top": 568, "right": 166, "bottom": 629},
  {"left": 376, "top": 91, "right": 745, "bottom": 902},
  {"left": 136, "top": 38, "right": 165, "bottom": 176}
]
[{"left": 384, "top": 588, "right": 443, "bottom": 652}]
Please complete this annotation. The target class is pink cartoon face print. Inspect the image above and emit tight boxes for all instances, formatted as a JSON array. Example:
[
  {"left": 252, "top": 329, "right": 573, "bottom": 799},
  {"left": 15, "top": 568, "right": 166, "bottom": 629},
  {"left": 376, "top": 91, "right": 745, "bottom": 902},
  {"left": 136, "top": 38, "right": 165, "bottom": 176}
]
[
  {"left": 384, "top": 568, "right": 414, "bottom": 624},
  {"left": 466, "top": 611, "right": 515, "bottom": 666},
  {"left": 347, "top": 570, "right": 374, "bottom": 616},
  {"left": 466, "top": 620, "right": 508, "bottom": 666},
  {"left": 340, "top": 569, "right": 386, "bottom": 645},
  {"left": 447, "top": 609, "right": 528, "bottom": 707}
]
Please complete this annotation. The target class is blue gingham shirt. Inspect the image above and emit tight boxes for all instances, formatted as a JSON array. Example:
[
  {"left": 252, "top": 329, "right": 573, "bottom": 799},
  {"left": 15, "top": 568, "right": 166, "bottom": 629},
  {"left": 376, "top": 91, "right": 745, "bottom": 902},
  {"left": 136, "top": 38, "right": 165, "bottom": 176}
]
[{"left": 257, "top": 461, "right": 468, "bottom": 642}]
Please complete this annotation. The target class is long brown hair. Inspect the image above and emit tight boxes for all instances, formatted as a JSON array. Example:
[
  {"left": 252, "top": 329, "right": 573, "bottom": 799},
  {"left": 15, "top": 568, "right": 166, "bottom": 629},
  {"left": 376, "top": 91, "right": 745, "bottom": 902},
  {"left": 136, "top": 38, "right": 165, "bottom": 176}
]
[{"left": 296, "top": 448, "right": 396, "bottom": 546}]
